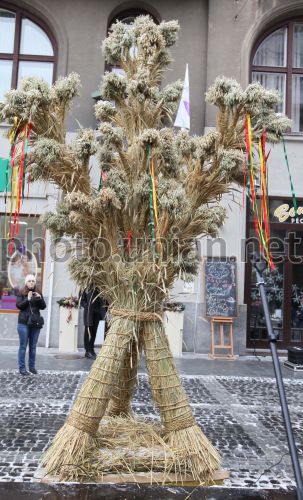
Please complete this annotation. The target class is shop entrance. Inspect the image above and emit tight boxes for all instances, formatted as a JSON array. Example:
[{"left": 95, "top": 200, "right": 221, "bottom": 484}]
[{"left": 245, "top": 198, "right": 303, "bottom": 350}]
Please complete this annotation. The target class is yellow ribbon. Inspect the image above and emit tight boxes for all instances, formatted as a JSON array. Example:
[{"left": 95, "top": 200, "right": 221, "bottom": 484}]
[
  {"left": 247, "top": 115, "right": 269, "bottom": 261},
  {"left": 9, "top": 117, "right": 21, "bottom": 145}
]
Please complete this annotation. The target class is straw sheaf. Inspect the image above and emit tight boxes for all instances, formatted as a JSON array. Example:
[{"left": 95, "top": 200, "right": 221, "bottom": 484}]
[{"left": 2, "top": 16, "right": 290, "bottom": 484}]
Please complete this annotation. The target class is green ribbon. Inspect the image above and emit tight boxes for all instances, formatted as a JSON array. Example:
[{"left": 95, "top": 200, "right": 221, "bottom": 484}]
[
  {"left": 98, "top": 173, "right": 103, "bottom": 192},
  {"left": 246, "top": 156, "right": 251, "bottom": 199},
  {"left": 0, "top": 157, "right": 12, "bottom": 239},
  {"left": 282, "top": 136, "right": 297, "bottom": 216},
  {"left": 0, "top": 158, "right": 9, "bottom": 192}
]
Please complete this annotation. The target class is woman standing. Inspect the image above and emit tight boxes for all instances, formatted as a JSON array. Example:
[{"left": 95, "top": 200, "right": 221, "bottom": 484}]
[{"left": 16, "top": 274, "right": 46, "bottom": 375}]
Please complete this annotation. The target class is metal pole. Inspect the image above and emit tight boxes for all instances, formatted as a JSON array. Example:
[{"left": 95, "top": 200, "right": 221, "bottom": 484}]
[{"left": 251, "top": 253, "right": 303, "bottom": 500}]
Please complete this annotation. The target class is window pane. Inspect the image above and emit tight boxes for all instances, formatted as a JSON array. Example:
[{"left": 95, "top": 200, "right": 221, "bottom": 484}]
[
  {"left": 0, "top": 60, "right": 13, "bottom": 100},
  {"left": 292, "top": 75, "right": 303, "bottom": 132},
  {"left": 18, "top": 61, "right": 53, "bottom": 86},
  {"left": 20, "top": 18, "right": 53, "bottom": 56},
  {"left": 293, "top": 24, "right": 303, "bottom": 68},
  {"left": 119, "top": 16, "right": 136, "bottom": 26},
  {"left": 0, "top": 9, "right": 15, "bottom": 53},
  {"left": 252, "top": 71, "right": 286, "bottom": 113},
  {"left": 253, "top": 27, "right": 287, "bottom": 67},
  {"left": 249, "top": 263, "right": 284, "bottom": 341},
  {"left": 291, "top": 240, "right": 303, "bottom": 342},
  {"left": 112, "top": 67, "right": 125, "bottom": 76},
  {"left": 0, "top": 216, "right": 44, "bottom": 311}
]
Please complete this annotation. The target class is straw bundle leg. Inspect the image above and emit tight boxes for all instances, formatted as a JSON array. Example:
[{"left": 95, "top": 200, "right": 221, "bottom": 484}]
[
  {"left": 142, "top": 319, "right": 220, "bottom": 483},
  {"left": 42, "top": 317, "right": 135, "bottom": 481},
  {"left": 106, "top": 336, "right": 141, "bottom": 417}
]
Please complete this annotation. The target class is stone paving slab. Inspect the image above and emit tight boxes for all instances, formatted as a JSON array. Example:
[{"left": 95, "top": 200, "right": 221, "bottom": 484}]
[
  {"left": 0, "top": 370, "right": 302, "bottom": 491},
  {"left": 217, "top": 376, "right": 303, "bottom": 406},
  {"left": 1, "top": 402, "right": 69, "bottom": 453},
  {"left": 0, "top": 371, "right": 81, "bottom": 401}
]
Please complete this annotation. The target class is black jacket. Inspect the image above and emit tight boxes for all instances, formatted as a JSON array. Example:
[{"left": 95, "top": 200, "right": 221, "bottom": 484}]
[
  {"left": 80, "top": 289, "right": 108, "bottom": 327},
  {"left": 16, "top": 292, "right": 46, "bottom": 325}
]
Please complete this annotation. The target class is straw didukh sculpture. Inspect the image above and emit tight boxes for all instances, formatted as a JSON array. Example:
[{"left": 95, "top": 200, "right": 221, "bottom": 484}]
[{"left": 0, "top": 16, "right": 290, "bottom": 483}]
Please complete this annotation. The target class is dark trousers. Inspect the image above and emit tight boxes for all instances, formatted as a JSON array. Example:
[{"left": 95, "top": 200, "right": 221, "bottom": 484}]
[
  {"left": 84, "top": 314, "right": 100, "bottom": 352},
  {"left": 84, "top": 317, "right": 109, "bottom": 352}
]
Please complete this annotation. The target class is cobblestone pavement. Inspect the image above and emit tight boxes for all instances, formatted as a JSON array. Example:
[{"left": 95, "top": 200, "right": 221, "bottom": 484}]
[{"left": 0, "top": 370, "right": 302, "bottom": 490}]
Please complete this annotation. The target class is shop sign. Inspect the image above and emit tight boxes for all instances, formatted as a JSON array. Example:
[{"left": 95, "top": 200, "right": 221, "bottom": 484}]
[{"left": 274, "top": 203, "right": 303, "bottom": 223}]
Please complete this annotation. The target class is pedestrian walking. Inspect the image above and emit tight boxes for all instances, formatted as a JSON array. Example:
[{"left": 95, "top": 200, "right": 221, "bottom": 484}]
[
  {"left": 16, "top": 274, "right": 46, "bottom": 375},
  {"left": 81, "top": 288, "right": 108, "bottom": 360}
]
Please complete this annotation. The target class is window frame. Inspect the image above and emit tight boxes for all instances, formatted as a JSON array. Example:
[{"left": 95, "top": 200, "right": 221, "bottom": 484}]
[
  {"left": 0, "top": 1, "right": 57, "bottom": 90},
  {"left": 250, "top": 18, "right": 303, "bottom": 133},
  {"left": 0, "top": 213, "right": 46, "bottom": 314},
  {"left": 108, "top": 7, "right": 160, "bottom": 29}
]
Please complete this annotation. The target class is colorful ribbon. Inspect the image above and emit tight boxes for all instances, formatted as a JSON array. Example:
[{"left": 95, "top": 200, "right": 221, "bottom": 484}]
[
  {"left": 98, "top": 170, "right": 108, "bottom": 191},
  {"left": 126, "top": 229, "right": 132, "bottom": 253},
  {"left": 245, "top": 114, "right": 274, "bottom": 269},
  {"left": 5, "top": 121, "right": 32, "bottom": 254},
  {"left": 148, "top": 144, "right": 158, "bottom": 258}
]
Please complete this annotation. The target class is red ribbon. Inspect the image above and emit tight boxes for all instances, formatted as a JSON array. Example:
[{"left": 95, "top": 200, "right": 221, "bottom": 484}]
[
  {"left": 126, "top": 230, "right": 132, "bottom": 253},
  {"left": 15, "top": 128, "right": 26, "bottom": 236}
]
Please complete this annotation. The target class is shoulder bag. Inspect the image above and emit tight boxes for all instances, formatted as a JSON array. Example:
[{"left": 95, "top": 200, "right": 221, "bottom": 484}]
[{"left": 27, "top": 302, "right": 44, "bottom": 329}]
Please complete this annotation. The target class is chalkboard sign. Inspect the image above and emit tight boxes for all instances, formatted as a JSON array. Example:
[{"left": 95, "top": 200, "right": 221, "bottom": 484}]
[{"left": 205, "top": 258, "right": 237, "bottom": 317}]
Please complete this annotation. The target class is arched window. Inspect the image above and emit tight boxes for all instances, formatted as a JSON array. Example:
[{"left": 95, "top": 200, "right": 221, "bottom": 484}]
[
  {"left": 106, "top": 8, "right": 160, "bottom": 75},
  {"left": 91, "top": 7, "right": 160, "bottom": 99},
  {"left": 0, "top": 4, "right": 57, "bottom": 100},
  {"left": 108, "top": 7, "right": 159, "bottom": 30},
  {"left": 251, "top": 21, "right": 303, "bottom": 133}
]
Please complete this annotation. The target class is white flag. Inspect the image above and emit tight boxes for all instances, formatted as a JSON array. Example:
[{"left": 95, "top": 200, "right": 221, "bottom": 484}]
[{"left": 174, "top": 64, "right": 190, "bottom": 130}]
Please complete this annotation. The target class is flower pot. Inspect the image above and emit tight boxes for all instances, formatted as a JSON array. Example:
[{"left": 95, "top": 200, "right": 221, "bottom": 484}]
[
  {"left": 163, "top": 310, "right": 184, "bottom": 357},
  {"left": 58, "top": 307, "right": 79, "bottom": 352}
]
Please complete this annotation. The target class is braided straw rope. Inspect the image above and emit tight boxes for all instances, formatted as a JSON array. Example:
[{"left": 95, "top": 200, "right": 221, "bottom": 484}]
[
  {"left": 67, "top": 410, "right": 100, "bottom": 436},
  {"left": 110, "top": 308, "right": 163, "bottom": 323}
]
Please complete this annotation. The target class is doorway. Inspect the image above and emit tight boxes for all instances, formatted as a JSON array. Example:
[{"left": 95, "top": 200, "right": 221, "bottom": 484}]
[{"left": 245, "top": 198, "right": 303, "bottom": 350}]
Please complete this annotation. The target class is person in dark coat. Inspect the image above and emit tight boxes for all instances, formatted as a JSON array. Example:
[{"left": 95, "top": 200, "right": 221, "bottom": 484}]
[
  {"left": 16, "top": 274, "right": 46, "bottom": 375},
  {"left": 81, "top": 288, "right": 108, "bottom": 360}
]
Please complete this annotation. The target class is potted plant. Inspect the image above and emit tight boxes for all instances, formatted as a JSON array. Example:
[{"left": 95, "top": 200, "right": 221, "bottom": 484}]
[
  {"left": 162, "top": 302, "right": 185, "bottom": 357},
  {"left": 57, "top": 296, "right": 79, "bottom": 352}
]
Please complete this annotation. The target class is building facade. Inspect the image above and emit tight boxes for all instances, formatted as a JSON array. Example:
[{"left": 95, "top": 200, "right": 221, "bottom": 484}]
[{"left": 1, "top": 0, "right": 303, "bottom": 354}]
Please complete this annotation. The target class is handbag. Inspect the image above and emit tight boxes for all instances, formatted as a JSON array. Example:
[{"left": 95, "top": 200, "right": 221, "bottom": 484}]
[{"left": 27, "top": 303, "right": 44, "bottom": 329}]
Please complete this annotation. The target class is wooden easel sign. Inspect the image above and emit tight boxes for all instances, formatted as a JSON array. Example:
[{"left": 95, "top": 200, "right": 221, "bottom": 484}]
[{"left": 205, "top": 258, "right": 237, "bottom": 359}]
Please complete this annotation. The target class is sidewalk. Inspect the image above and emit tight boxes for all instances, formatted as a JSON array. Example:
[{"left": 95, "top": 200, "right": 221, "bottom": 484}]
[{"left": 1, "top": 345, "right": 303, "bottom": 379}]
